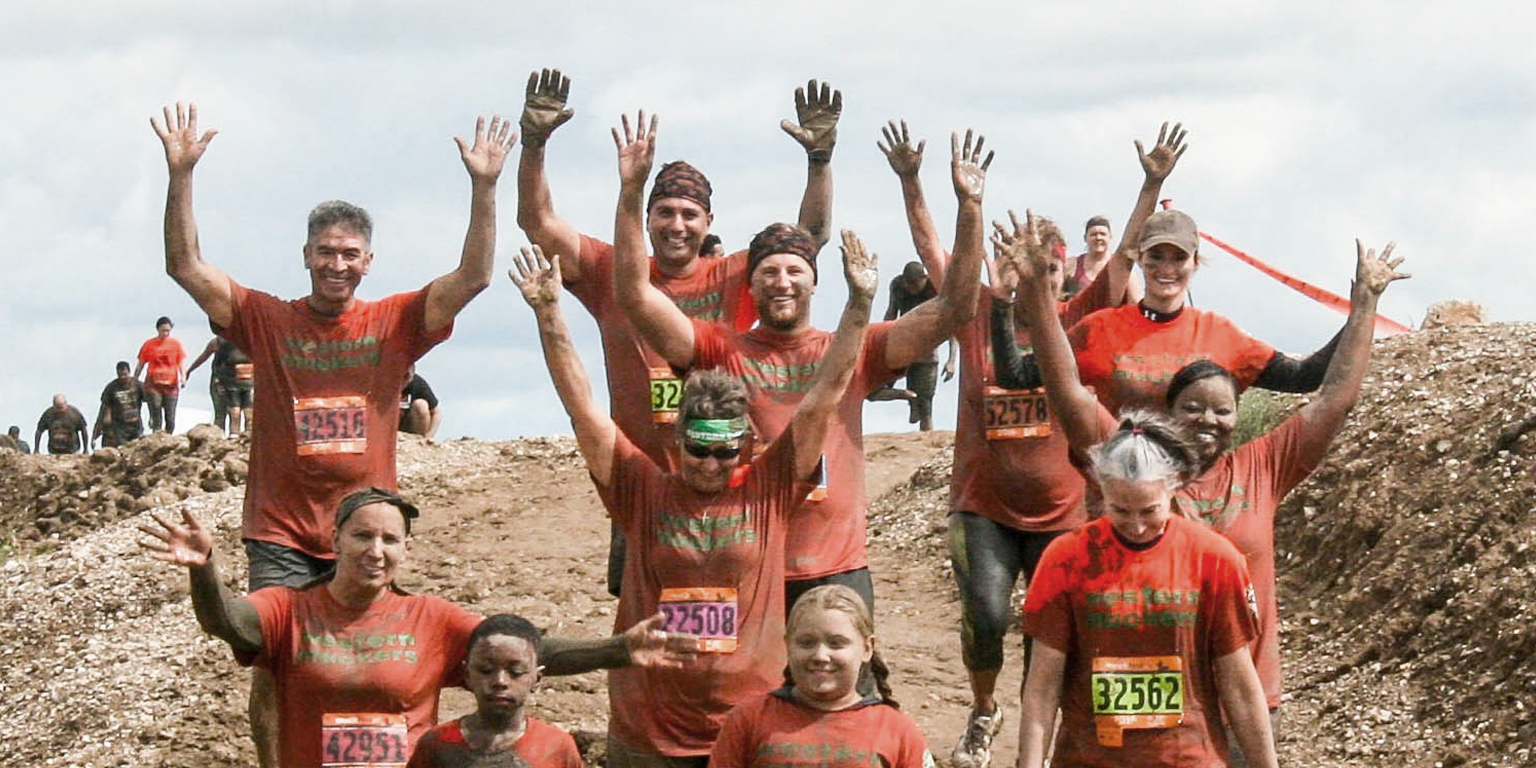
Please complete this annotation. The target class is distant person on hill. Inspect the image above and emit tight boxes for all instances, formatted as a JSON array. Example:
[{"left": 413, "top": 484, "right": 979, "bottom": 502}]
[
  {"left": 514, "top": 68, "right": 838, "bottom": 600},
  {"left": 406, "top": 614, "right": 584, "bottom": 768},
  {"left": 399, "top": 364, "right": 442, "bottom": 440},
  {"left": 187, "top": 336, "right": 254, "bottom": 435},
  {"left": 97, "top": 361, "right": 147, "bottom": 447},
  {"left": 151, "top": 101, "right": 512, "bottom": 768},
  {"left": 1061, "top": 216, "right": 1145, "bottom": 301},
  {"left": 864, "top": 260, "right": 956, "bottom": 431},
  {"left": 613, "top": 117, "right": 990, "bottom": 617},
  {"left": 135, "top": 315, "right": 188, "bottom": 434},
  {"left": 1002, "top": 219, "right": 1407, "bottom": 765},
  {"left": 35, "top": 394, "right": 89, "bottom": 455},
  {"left": 2, "top": 425, "right": 27, "bottom": 453}
]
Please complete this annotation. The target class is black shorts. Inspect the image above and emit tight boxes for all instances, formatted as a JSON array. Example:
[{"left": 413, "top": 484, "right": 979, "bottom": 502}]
[{"left": 244, "top": 539, "right": 335, "bottom": 591}]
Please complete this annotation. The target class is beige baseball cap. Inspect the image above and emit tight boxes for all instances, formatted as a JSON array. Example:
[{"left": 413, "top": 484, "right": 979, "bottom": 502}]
[{"left": 1139, "top": 209, "right": 1199, "bottom": 256}]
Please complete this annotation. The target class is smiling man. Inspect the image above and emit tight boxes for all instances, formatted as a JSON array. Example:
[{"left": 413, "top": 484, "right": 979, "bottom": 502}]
[
  {"left": 615, "top": 124, "right": 993, "bottom": 613},
  {"left": 151, "top": 102, "right": 513, "bottom": 768}
]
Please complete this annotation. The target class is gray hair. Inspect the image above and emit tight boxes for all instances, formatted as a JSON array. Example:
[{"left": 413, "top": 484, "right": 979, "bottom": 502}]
[
  {"left": 1088, "top": 409, "right": 1200, "bottom": 489},
  {"left": 307, "top": 200, "right": 373, "bottom": 244}
]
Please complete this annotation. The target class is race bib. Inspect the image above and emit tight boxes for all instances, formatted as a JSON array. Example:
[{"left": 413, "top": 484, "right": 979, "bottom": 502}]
[
  {"left": 659, "top": 587, "right": 739, "bottom": 653},
  {"left": 982, "top": 386, "right": 1051, "bottom": 440},
  {"left": 1091, "top": 655, "right": 1184, "bottom": 747},
  {"left": 648, "top": 367, "right": 683, "bottom": 424},
  {"left": 294, "top": 396, "right": 367, "bottom": 456},
  {"left": 321, "top": 713, "right": 407, "bottom": 768},
  {"left": 235, "top": 363, "right": 255, "bottom": 380}
]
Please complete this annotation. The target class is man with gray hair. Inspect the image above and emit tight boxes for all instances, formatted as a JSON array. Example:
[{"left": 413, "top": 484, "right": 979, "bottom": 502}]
[{"left": 151, "top": 102, "right": 514, "bottom": 768}]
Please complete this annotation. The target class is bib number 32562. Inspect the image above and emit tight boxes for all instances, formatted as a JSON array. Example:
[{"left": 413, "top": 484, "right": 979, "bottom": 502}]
[
  {"left": 321, "top": 713, "right": 407, "bottom": 767},
  {"left": 1090, "top": 655, "right": 1184, "bottom": 747}
]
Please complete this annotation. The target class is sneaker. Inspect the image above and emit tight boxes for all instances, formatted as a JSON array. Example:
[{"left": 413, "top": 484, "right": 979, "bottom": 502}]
[{"left": 951, "top": 707, "right": 1004, "bottom": 768}]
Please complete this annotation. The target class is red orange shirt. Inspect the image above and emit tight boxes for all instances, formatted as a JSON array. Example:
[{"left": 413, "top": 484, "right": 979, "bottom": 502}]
[
  {"left": 137, "top": 336, "right": 187, "bottom": 389},
  {"left": 710, "top": 690, "right": 931, "bottom": 768},
  {"left": 950, "top": 270, "right": 1118, "bottom": 531},
  {"left": 567, "top": 234, "right": 756, "bottom": 471},
  {"left": 1068, "top": 304, "right": 1274, "bottom": 415},
  {"left": 1176, "top": 414, "right": 1324, "bottom": 709},
  {"left": 407, "top": 717, "right": 582, "bottom": 768},
  {"left": 216, "top": 280, "right": 450, "bottom": 558},
  {"left": 1023, "top": 516, "right": 1259, "bottom": 767},
  {"left": 692, "top": 320, "right": 902, "bottom": 580},
  {"left": 238, "top": 585, "right": 481, "bottom": 768},
  {"left": 595, "top": 425, "right": 814, "bottom": 756}
]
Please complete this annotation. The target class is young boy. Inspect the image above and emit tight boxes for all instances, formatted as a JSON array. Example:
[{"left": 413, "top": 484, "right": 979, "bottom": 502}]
[{"left": 408, "top": 615, "right": 583, "bottom": 768}]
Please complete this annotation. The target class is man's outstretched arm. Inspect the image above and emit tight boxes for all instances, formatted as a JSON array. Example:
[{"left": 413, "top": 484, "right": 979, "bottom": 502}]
[
  {"left": 425, "top": 115, "right": 516, "bottom": 333},
  {"left": 151, "top": 103, "right": 233, "bottom": 328},
  {"left": 781, "top": 79, "right": 841, "bottom": 250},
  {"left": 516, "top": 68, "right": 586, "bottom": 285}
]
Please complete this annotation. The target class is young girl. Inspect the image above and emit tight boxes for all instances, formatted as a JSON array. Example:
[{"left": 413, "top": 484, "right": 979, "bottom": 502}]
[
  {"left": 710, "top": 585, "right": 934, "bottom": 768},
  {"left": 407, "top": 614, "right": 583, "bottom": 768}
]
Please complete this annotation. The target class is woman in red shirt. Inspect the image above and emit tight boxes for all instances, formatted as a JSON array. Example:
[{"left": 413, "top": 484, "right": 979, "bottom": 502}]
[
  {"left": 1017, "top": 412, "right": 1275, "bottom": 767},
  {"left": 135, "top": 315, "right": 188, "bottom": 433},
  {"left": 141, "top": 487, "right": 687, "bottom": 767},
  {"left": 1061, "top": 208, "right": 1350, "bottom": 417}
]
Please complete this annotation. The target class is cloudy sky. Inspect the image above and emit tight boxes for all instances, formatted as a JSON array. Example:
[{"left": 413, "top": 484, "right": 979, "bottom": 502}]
[{"left": 2, "top": 1, "right": 1531, "bottom": 443}]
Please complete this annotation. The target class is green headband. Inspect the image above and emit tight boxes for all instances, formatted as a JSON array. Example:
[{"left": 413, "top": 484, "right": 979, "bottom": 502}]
[{"left": 683, "top": 417, "right": 748, "bottom": 444}]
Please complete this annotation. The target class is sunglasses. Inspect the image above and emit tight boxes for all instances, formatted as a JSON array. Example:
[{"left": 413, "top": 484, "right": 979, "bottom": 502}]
[{"left": 682, "top": 442, "right": 743, "bottom": 460}]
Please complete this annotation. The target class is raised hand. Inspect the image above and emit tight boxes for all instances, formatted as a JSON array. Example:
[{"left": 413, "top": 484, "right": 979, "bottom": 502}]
[
  {"left": 611, "top": 110, "right": 658, "bottom": 188},
  {"left": 624, "top": 612, "right": 702, "bottom": 669},
  {"left": 991, "top": 209, "right": 1054, "bottom": 284},
  {"left": 455, "top": 115, "right": 516, "bottom": 183},
  {"left": 150, "top": 102, "right": 218, "bottom": 173},
  {"left": 984, "top": 237, "right": 1021, "bottom": 300},
  {"left": 840, "top": 229, "right": 880, "bottom": 304},
  {"left": 138, "top": 509, "right": 213, "bottom": 568},
  {"left": 780, "top": 78, "right": 842, "bottom": 162},
  {"left": 1135, "top": 121, "right": 1189, "bottom": 183},
  {"left": 1355, "top": 240, "right": 1409, "bottom": 295},
  {"left": 951, "top": 130, "right": 994, "bottom": 202},
  {"left": 877, "top": 119, "right": 926, "bottom": 178},
  {"left": 509, "top": 245, "right": 563, "bottom": 308},
  {"left": 521, "top": 68, "right": 575, "bottom": 147}
]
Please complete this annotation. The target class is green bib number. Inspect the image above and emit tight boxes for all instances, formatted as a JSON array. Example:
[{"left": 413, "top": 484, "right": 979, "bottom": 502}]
[{"left": 1091, "top": 671, "right": 1183, "bottom": 716}]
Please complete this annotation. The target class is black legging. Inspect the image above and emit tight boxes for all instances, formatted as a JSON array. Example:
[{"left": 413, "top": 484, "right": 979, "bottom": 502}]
[{"left": 947, "top": 511, "right": 1065, "bottom": 671}]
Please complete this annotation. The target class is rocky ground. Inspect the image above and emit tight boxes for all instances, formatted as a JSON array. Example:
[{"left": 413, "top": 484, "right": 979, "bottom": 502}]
[{"left": 0, "top": 323, "right": 1532, "bottom": 767}]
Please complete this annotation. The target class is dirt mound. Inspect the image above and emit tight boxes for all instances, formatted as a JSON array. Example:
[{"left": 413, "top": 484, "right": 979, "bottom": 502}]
[
  {"left": 1276, "top": 323, "right": 1536, "bottom": 767},
  {"left": 0, "top": 424, "right": 247, "bottom": 547}
]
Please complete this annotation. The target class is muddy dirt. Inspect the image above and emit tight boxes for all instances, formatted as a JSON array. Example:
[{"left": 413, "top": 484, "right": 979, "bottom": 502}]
[{"left": 1, "top": 324, "right": 1532, "bottom": 767}]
